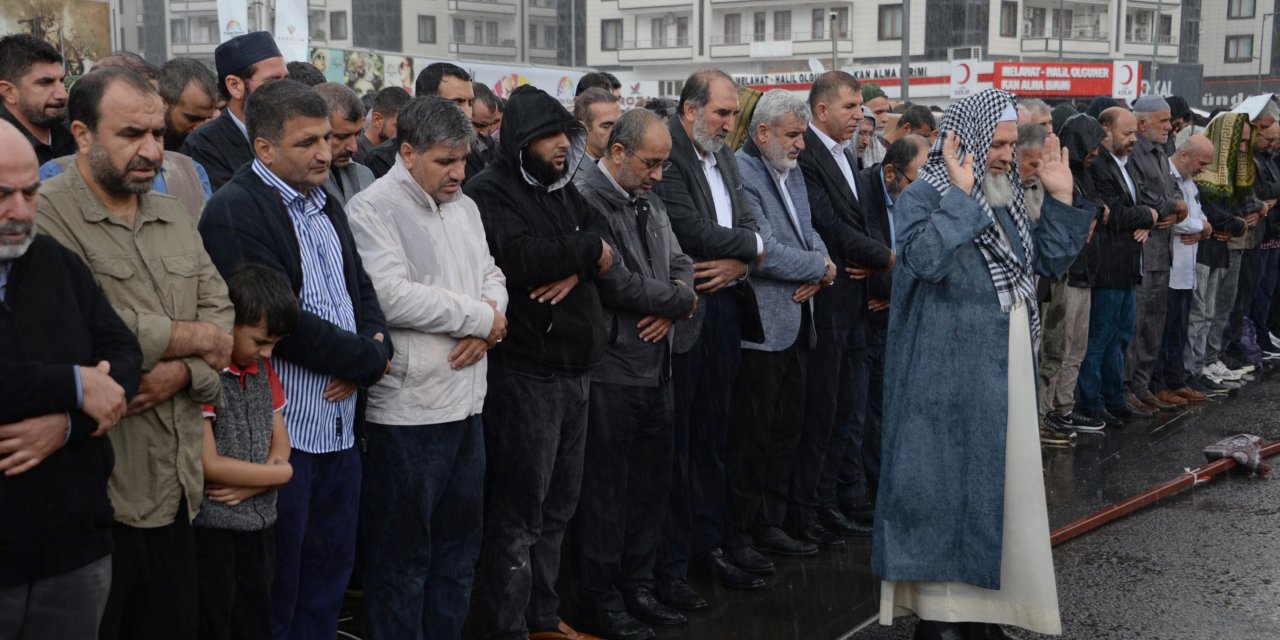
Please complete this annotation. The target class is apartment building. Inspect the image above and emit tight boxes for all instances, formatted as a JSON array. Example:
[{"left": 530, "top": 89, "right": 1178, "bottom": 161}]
[{"left": 1194, "top": 0, "right": 1280, "bottom": 107}]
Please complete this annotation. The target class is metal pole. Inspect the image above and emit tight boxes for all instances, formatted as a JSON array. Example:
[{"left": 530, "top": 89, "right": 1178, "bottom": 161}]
[
  {"left": 1057, "top": 0, "right": 1064, "bottom": 59},
  {"left": 899, "top": 0, "right": 910, "bottom": 102},
  {"left": 1260, "top": 14, "right": 1274, "bottom": 94},
  {"left": 1152, "top": 0, "right": 1162, "bottom": 93},
  {"left": 570, "top": 0, "right": 576, "bottom": 66},
  {"left": 830, "top": 9, "right": 838, "bottom": 71}
]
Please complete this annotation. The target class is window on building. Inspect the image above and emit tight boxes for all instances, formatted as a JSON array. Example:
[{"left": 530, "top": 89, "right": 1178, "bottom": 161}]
[
  {"left": 544, "top": 25, "right": 555, "bottom": 48},
  {"left": 1158, "top": 14, "right": 1173, "bottom": 44},
  {"left": 812, "top": 9, "right": 825, "bottom": 40},
  {"left": 601, "top": 19, "right": 622, "bottom": 50},
  {"left": 1025, "top": 7, "right": 1046, "bottom": 37},
  {"left": 529, "top": 24, "right": 537, "bottom": 47},
  {"left": 724, "top": 14, "right": 741, "bottom": 44},
  {"left": 308, "top": 10, "right": 324, "bottom": 39},
  {"left": 834, "top": 7, "right": 849, "bottom": 38},
  {"left": 171, "top": 19, "right": 188, "bottom": 45},
  {"left": 330, "top": 11, "right": 347, "bottom": 40},
  {"left": 999, "top": 2, "right": 1017, "bottom": 38},
  {"left": 773, "top": 10, "right": 791, "bottom": 41},
  {"left": 754, "top": 12, "right": 766, "bottom": 42},
  {"left": 676, "top": 16, "right": 689, "bottom": 45},
  {"left": 878, "top": 4, "right": 903, "bottom": 40},
  {"left": 652, "top": 17, "right": 666, "bottom": 47},
  {"left": 453, "top": 18, "right": 465, "bottom": 43},
  {"left": 1229, "top": 0, "right": 1256, "bottom": 19},
  {"left": 1226, "top": 35, "right": 1253, "bottom": 62},
  {"left": 474, "top": 20, "right": 484, "bottom": 44},
  {"left": 196, "top": 14, "right": 218, "bottom": 44},
  {"left": 1126, "top": 9, "right": 1153, "bottom": 43},
  {"left": 418, "top": 15, "right": 436, "bottom": 44},
  {"left": 1052, "top": 9, "right": 1075, "bottom": 38}
]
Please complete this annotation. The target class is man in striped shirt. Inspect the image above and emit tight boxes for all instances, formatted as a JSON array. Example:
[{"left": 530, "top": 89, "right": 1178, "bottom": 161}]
[{"left": 200, "top": 79, "right": 392, "bottom": 640}]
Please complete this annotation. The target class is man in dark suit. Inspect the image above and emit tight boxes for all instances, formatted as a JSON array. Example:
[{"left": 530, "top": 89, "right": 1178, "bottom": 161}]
[
  {"left": 180, "top": 32, "right": 287, "bottom": 191},
  {"left": 787, "top": 71, "right": 894, "bottom": 547},
  {"left": 652, "top": 69, "right": 767, "bottom": 606},
  {"left": 1077, "top": 107, "right": 1158, "bottom": 426}
]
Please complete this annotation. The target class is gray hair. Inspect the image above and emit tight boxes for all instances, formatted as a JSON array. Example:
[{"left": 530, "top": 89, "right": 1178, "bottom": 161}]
[
  {"left": 750, "top": 89, "right": 810, "bottom": 131},
  {"left": 1019, "top": 98, "right": 1052, "bottom": 116},
  {"left": 314, "top": 82, "right": 365, "bottom": 124},
  {"left": 679, "top": 68, "right": 736, "bottom": 112},
  {"left": 608, "top": 108, "right": 663, "bottom": 151},
  {"left": 395, "top": 95, "right": 474, "bottom": 152},
  {"left": 1016, "top": 122, "right": 1048, "bottom": 150}
]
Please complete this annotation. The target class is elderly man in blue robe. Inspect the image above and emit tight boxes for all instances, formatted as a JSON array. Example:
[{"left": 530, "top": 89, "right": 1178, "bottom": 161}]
[{"left": 872, "top": 89, "right": 1094, "bottom": 640}]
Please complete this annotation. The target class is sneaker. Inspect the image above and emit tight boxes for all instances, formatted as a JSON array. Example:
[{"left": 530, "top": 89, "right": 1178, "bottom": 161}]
[
  {"left": 1040, "top": 423, "right": 1075, "bottom": 446},
  {"left": 1190, "top": 375, "right": 1230, "bottom": 397},
  {"left": 1269, "top": 333, "right": 1280, "bottom": 349},
  {"left": 1233, "top": 363, "right": 1258, "bottom": 375},
  {"left": 1072, "top": 409, "right": 1118, "bottom": 431},
  {"left": 1208, "top": 361, "right": 1242, "bottom": 381},
  {"left": 1047, "top": 410, "right": 1106, "bottom": 431}
]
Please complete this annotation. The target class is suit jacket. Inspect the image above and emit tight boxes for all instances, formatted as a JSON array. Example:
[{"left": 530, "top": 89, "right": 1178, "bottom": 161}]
[
  {"left": 324, "top": 161, "right": 376, "bottom": 209},
  {"left": 736, "top": 138, "right": 829, "bottom": 352},
  {"left": 180, "top": 110, "right": 253, "bottom": 192},
  {"left": 798, "top": 126, "right": 894, "bottom": 331},
  {"left": 1080, "top": 153, "right": 1155, "bottom": 289},
  {"left": 1129, "top": 135, "right": 1182, "bottom": 271},
  {"left": 860, "top": 163, "right": 896, "bottom": 344},
  {"left": 652, "top": 116, "right": 764, "bottom": 352}
]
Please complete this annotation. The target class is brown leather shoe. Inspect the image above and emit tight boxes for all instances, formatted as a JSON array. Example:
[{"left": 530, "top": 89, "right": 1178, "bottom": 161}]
[
  {"left": 1155, "top": 389, "right": 1189, "bottom": 406},
  {"left": 1174, "top": 386, "right": 1207, "bottom": 402},
  {"left": 1138, "top": 390, "right": 1176, "bottom": 410},
  {"left": 558, "top": 620, "right": 604, "bottom": 640},
  {"left": 1125, "top": 391, "right": 1158, "bottom": 413}
]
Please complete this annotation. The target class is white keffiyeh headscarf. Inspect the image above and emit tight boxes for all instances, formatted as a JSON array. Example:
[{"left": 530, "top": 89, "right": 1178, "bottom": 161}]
[{"left": 920, "top": 89, "right": 1041, "bottom": 345}]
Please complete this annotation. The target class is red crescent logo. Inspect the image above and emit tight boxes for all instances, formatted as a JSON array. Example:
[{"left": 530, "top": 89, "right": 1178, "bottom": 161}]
[
  {"left": 1121, "top": 65, "right": 1133, "bottom": 85},
  {"left": 958, "top": 63, "right": 971, "bottom": 84}
]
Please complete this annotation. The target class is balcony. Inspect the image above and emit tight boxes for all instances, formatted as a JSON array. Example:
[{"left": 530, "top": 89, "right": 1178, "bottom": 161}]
[
  {"left": 617, "top": 0, "right": 694, "bottom": 11},
  {"left": 617, "top": 38, "right": 694, "bottom": 62},
  {"left": 449, "top": 38, "right": 518, "bottom": 57},
  {"left": 710, "top": 32, "right": 853, "bottom": 59},
  {"left": 1021, "top": 27, "right": 1111, "bottom": 56},
  {"left": 447, "top": 0, "right": 517, "bottom": 15},
  {"left": 528, "top": 0, "right": 558, "bottom": 18}
]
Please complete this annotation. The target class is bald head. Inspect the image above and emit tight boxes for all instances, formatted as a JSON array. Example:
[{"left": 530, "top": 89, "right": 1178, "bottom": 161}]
[
  {"left": 0, "top": 118, "right": 40, "bottom": 261},
  {"left": 1173, "top": 133, "right": 1214, "bottom": 179},
  {"left": 1100, "top": 107, "right": 1138, "bottom": 157}
]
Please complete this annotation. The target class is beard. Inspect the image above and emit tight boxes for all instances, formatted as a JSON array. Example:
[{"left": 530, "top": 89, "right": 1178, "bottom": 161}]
[
  {"left": 615, "top": 158, "right": 652, "bottom": 195},
  {"left": 981, "top": 172, "right": 1015, "bottom": 209},
  {"left": 20, "top": 98, "right": 65, "bottom": 129},
  {"left": 764, "top": 143, "right": 798, "bottom": 172},
  {"left": 88, "top": 143, "right": 160, "bottom": 196},
  {"left": 692, "top": 108, "right": 725, "bottom": 155},
  {"left": 522, "top": 150, "right": 567, "bottom": 186},
  {"left": 0, "top": 220, "right": 36, "bottom": 261}
]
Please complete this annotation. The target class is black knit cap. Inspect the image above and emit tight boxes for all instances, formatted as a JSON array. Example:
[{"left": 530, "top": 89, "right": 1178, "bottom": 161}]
[{"left": 215, "top": 31, "right": 282, "bottom": 82}]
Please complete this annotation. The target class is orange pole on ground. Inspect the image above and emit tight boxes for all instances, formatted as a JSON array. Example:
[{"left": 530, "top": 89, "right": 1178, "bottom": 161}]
[{"left": 1050, "top": 440, "right": 1280, "bottom": 547}]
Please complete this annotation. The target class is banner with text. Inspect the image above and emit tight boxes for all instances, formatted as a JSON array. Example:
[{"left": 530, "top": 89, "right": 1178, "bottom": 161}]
[
  {"left": 217, "top": 0, "right": 248, "bottom": 43},
  {"left": 273, "top": 0, "right": 309, "bottom": 62},
  {"left": 993, "top": 61, "right": 1141, "bottom": 100}
]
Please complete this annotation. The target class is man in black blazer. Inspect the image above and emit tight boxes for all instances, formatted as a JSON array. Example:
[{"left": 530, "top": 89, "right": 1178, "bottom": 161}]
[
  {"left": 652, "top": 69, "right": 767, "bottom": 603},
  {"left": 180, "top": 32, "right": 287, "bottom": 191},
  {"left": 787, "top": 71, "right": 895, "bottom": 547},
  {"left": 1077, "top": 107, "right": 1158, "bottom": 426}
]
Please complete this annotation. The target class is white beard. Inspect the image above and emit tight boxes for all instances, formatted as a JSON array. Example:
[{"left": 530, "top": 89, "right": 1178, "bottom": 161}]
[
  {"left": 981, "top": 172, "right": 1015, "bottom": 209},
  {"left": 0, "top": 224, "right": 35, "bottom": 261}
]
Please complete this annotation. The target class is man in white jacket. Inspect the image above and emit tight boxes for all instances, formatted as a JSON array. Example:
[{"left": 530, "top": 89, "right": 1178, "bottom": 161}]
[{"left": 346, "top": 95, "right": 508, "bottom": 640}]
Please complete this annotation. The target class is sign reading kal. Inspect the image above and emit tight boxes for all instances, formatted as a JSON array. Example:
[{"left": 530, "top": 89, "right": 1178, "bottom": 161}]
[{"left": 994, "top": 62, "right": 1123, "bottom": 98}]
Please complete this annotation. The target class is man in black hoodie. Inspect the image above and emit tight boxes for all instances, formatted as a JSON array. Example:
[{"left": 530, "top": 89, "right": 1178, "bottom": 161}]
[{"left": 464, "top": 84, "right": 615, "bottom": 640}]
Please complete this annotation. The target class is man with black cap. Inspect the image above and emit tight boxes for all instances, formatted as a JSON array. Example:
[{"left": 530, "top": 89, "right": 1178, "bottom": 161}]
[
  {"left": 464, "top": 84, "right": 614, "bottom": 640},
  {"left": 181, "top": 31, "right": 287, "bottom": 192}
]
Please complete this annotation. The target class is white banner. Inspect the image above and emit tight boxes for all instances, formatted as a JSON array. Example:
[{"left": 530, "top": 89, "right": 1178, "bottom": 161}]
[
  {"left": 420, "top": 58, "right": 584, "bottom": 109},
  {"left": 273, "top": 0, "right": 309, "bottom": 62},
  {"left": 951, "top": 60, "right": 979, "bottom": 99},
  {"left": 216, "top": 0, "right": 248, "bottom": 43},
  {"left": 1112, "top": 61, "right": 1140, "bottom": 102}
]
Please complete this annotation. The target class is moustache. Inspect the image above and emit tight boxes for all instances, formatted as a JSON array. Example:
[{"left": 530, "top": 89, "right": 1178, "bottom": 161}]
[
  {"left": 0, "top": 221, "right": 34, "bottom": 242},
  {"left": 127, "top": 156, "right": 162, "bottom": 173}
]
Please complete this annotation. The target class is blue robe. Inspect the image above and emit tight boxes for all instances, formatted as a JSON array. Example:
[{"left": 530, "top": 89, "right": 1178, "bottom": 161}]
[{"left": 871, "top": 180, "right": 1094, "bottom": 589}]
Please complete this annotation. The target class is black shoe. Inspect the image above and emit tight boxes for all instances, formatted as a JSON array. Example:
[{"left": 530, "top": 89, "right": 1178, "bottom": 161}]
[
  {"left": 912, "top": 619, "right": 968, "bottom": 640},
  {"left": 653, "top": 578, "right": 707, "bottom": 611},
  {"left": 622, "top": 588, "right": 687, "bottom": 626},
  {"left": 1047, "top": 410, "right": 1104, "bottom": 431},
  {"left": 787, "top": 518, "right": 845, "bottom": 548},
  {"left": 839, "top": 500, "right": 876, "bottom": 523},
  {"left": 698, "top": 548, "right": 766, "bottom": 589},
  {"left": 1190, "top": 375, "right": 1230, "bottom": 397},
  {"left": 815, "top": 505, "right": 867, "bottom": 536},
  {"left": 752, "top": 526, "right": 818, "bottom": 557},
  {"left": 962, "top": 622, "right": 1022, "bottom": 640},
  {"left": 576, "top": 610, "right": 655, "bottom": 640},
  {"left": 724, "top": 544, "right": 775, "bottom": 574},
  {"left": 1076, "top": 408, "right": 1122, "bottom": 430},
  {"left": 1107, "top": 403, "right": 1152, "bottom": 419}
]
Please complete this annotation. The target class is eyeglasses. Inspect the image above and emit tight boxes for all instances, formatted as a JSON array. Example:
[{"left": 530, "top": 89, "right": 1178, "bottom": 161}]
[{"left": 626, "top": 148, "right": 673, "bottom": 172}]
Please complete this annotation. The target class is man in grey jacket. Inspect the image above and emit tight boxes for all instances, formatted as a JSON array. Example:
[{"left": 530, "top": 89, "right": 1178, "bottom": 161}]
[
  {"left": 315, "top": 83, "right": 376, "bottom": 208},
  {"left": 724, "top": 90, "right": 835, "bottom": 575},
  {"left": 570, "top": 109, "right": 697, "bottom": 640}
]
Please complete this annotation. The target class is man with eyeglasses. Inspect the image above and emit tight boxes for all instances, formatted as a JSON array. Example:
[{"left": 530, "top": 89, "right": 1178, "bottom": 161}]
[{"left": 570, "top": 108, "right": 698, "bottom": 640}]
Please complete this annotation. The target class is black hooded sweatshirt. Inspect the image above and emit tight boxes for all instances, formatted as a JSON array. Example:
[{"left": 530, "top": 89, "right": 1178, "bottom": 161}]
[
  {"left": 1061, "top": 114, "right": 1109, "bottom": 288},
  {"left": 464, "top": 84, "right": 609, "bottom": 376}
]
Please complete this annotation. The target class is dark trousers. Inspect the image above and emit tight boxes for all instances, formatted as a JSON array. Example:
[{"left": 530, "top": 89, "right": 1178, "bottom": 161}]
[
  {"left": 195, "top": 527, "right": 276, "bottom": 640},
  {"left": 1154, "top": 289, "right": 1193, "bottom": 393},
  {"left": 362, "top": 417, "right": 485, "bottom": 640},
  {"left": 844, "top": 340, "right": 885, "bottom": 506},
  {"left": 1077, "top": 287, "right": 1137, "bottom": 412},
  {"left": 1125, "top": 270, "right": 1170, "bottom": 395},
  {"left": 99, "top": 498, "right": 198, "bottom": 640},
  {"left": 471, "top": 365, "right": 589, "bottom": 638},
  {"left": 271, "top": 448, "right": 361, "bottom": 640},
  {"left": 657, "top": 293, "right": 742, "bottom": 582},
  {"left": 1227, "top": 247, "right": 1263, "bottom": 355},
  {"left": 0, "top": 555, "right": 110, "bottom": 640},
  {"left": 1249, "top": 248, "right": 1279, "bottom": 345},
  {"left": 572, "top": 382, "right": 674, "bottom": 615},
  {"left": 790, "top": 323, "right": 863, "bottom": 519},
  {"left": 724, "top": 341, "right": 809, "bottom": 550}
]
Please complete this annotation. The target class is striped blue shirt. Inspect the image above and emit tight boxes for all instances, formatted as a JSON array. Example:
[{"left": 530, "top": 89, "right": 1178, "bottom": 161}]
[{"left": 251, "top": 160, "right": 358, "bottom": 453}]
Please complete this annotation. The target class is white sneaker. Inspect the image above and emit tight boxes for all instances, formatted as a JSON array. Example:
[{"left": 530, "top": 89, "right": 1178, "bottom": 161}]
[
  {"left": 1233, "top": 363, "right": 1257, "bottom": 375},
  {"left": 1270, "top": 334, "right": 1280, "bottom": 349},
  {"left": 1201, "top": 366, "right": 1225, "bottom": 384},
  {"left": 1209, "top": 361, "right": 1242, "bottom": 381}
]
